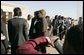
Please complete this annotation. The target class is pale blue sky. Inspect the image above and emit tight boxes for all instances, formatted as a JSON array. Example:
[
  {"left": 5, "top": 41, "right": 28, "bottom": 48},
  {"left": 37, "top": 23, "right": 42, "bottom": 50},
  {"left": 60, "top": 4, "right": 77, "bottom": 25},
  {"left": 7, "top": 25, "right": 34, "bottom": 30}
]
[{"left": 2, "top": 1, "right": 83, "bottom": 19}]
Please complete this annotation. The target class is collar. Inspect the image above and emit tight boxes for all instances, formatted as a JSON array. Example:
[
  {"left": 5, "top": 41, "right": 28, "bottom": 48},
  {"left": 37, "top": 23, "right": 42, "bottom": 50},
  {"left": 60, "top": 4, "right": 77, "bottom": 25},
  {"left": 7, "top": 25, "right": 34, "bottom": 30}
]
[{"left": 13, "top": 16, "right": 22, "bottom": 18}]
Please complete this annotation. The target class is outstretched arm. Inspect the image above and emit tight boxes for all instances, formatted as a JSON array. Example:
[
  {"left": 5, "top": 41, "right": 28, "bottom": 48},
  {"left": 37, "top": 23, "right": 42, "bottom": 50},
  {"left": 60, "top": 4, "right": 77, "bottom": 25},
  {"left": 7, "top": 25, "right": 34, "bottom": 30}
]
[{"left": 16, "top": 36, "right": 51, "bottom": 54}]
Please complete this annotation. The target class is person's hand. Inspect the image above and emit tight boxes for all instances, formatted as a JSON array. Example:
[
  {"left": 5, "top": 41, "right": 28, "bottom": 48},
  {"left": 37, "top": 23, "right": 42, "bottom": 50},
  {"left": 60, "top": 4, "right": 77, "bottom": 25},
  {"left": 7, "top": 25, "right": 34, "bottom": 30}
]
[
  {"left": 45, "top": 37, "right": 51, "bottom": 44},
  {"left": 49, "top": 36, "right": 59, "bottom": 48},
  {"left": 45, "top": 36, "right": 59, "bottom": 48}
]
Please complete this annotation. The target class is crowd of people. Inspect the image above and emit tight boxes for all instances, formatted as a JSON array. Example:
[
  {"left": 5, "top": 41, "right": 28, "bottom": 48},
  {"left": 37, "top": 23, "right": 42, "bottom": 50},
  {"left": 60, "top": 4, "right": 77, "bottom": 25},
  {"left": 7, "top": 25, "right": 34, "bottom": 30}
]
[{"left": 1, "top": 7, "right": 83, "bottom": 54}]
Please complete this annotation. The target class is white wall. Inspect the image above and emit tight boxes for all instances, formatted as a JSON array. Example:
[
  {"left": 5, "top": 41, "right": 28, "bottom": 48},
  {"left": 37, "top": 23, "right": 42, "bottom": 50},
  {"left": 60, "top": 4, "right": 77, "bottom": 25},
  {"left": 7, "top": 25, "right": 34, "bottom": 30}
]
[{"left": 1, "top": 1, "right": 28, "bottom": 19}]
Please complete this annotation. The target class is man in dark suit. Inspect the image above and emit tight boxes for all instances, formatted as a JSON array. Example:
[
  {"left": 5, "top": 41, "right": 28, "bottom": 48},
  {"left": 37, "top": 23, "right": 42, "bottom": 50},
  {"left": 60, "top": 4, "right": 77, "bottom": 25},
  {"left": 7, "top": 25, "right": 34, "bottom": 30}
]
[
  {"left": 29, "top": 10, "right": 48, "bottom": 38},
  {"left": 1, "top": 9, "right": 9, "bottom": 54},
  {"left": 52, "top": 15, "right": 58, "bottom": 36},
  {"left": 8, "top": 7, "right": 28, "bottom": 54},
  {"left": 29, "top": 11, "right": 40, "bottom": 39},
  {"left": 63, "top": 22, "right": 83, "bottom": 54},
  {"left": 58, "top": 16, "right": 65, "bottom": 40}
]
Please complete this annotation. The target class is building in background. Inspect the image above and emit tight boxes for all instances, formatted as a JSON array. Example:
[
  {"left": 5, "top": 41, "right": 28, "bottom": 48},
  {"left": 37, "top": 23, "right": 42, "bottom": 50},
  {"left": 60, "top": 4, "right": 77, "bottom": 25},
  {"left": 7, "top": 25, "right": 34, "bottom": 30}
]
[{"left": 1, "top": 1, "right": 28, "bottom": 24}]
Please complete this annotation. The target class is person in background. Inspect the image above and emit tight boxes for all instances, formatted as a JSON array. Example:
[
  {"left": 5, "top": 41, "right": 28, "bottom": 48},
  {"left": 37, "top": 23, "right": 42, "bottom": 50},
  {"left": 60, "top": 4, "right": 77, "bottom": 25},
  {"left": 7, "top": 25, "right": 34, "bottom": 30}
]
[
  {"left": 63, "top": 19, "right": 83, "bottom": 54},
  {"left": 27, "top": 14, "right": 32, "bottom": 36},
  {"left": 1, "top": 33, "right": 6, "bottom": 54},
  {"left": 29, "top": 9, "right": 49, "bottom": 53},
  {"left": 8, "top": 7, "right": 28, "bottom": 54},
  {"left": 45, "top": 16, "right": 51, "bottom": 29},
  {"left": 29, "top": 9, "right": 48, "bottom": 39},
  {"left": 29, "top": 11, "right": 40, "bottom": 39},
  {"left": 38, "top": 9, "right": 49, "bottom": 53},
  {"left": 71, "top": 19, "right": 74, "bottom": 27},
  {"left": 78, "top": 17, "right": 83, "bottom": 26},
  {"left": 58, "top": 16, "right": 65, "bottom": 40},
  {"left": 65, "top": 17, "right": 71, "bottom": 30},
  {"left": 1, "top": 9, "right": 9, "bottom": 54},
  {"left": 52, "top": 15, "right": 58, "bottom": 36},
  {"left": 45, "top": 16, "right": 52, "bottom": 37}
]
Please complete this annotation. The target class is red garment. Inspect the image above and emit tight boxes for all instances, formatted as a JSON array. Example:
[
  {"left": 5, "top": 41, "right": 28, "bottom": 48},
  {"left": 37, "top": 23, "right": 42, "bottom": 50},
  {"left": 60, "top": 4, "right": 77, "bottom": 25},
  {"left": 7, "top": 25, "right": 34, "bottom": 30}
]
[{"left": 16, "top": 36, "right": 49, "bottom": 54}]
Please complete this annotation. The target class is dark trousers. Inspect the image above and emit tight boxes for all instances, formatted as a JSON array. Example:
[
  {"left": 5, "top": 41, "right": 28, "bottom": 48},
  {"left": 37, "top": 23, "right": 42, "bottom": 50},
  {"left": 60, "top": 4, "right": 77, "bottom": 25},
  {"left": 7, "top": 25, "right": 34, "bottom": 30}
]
[
  {"left": 1, "top": 41, "right": 6, "bottom": 54},
  {"left": 35, "top": 44, "right": 46, "bottom": 53},
  {"left": 40, "top": 45, "right": 46, "bottom": 53},
  {"left": 11, "top": 45, "right": 18, "bottom": 54}
]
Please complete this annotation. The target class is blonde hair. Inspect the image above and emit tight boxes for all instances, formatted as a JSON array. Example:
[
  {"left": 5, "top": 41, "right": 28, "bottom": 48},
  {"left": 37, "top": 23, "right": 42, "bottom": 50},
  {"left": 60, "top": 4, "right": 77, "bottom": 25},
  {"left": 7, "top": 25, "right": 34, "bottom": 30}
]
[{"left": 39, "top": 9, "right": 46, "bottom": 16}]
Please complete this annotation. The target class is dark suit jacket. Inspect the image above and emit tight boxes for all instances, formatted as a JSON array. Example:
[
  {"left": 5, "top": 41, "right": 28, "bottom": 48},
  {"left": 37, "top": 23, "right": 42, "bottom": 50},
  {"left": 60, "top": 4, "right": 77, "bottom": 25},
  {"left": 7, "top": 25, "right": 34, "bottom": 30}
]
[
  {"left": 8, "top": 18, "right": 28, "bottom": 46},
  {"left": 63, "top": 25, "right": 83, "bottom": 54},
  {"left": 29, "top": 18, "right": 44, "bottom": 39},
  {"left": 29, "top": 16, "right": 49, "bottom": 39}
]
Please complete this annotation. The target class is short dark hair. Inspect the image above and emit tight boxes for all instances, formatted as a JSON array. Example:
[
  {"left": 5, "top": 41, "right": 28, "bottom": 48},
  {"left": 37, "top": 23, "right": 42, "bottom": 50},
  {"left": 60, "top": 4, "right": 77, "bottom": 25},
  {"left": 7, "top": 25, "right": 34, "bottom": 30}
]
[
  {"left": 28, "top": 14, "right": 31, "bottom": 17},
  {"left": 34, "top": 11, "right": 39, "bottom": 17},
  {"left": 58, "top": 15, "right": 61, "bottom": 19},
  {"left": 13, "top": 7, "right": 22, "bottom": 16},
  {"left": 46, "top": 16, "right": 50, "bottom": 19},
  {"left": 61, "top": 16, "right": 64, "bottom": 20},
  {"left": 27, "top": 14, "right": 32, "bottom": 20},
  {"left": 79, "top": 17, "right": 82, "bottom": 19},
  {"left": 55, "top": 15, "right": 58, "bottom": 19}
]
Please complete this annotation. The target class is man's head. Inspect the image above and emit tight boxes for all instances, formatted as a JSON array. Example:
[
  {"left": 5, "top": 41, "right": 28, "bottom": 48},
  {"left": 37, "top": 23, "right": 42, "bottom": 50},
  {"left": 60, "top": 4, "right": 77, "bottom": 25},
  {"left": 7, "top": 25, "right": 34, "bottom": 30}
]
[
  {"left": 78, "top": 17, "right": 83, "bottom": 32},
  {"left": 58, "top": 15, "right": 61, "bottom": 19},
  {"left": 45, "top": 16, "right": 50, "bottom": 22},
  {"left": 46, "top": 16, "right": 50, "bottom": 19},
  {"left": 13, "top": 7, "right": 22, "bottom": 16},
  {"left": 79, "top": 17, "right": 82, "bottom": 20},
  {"left": 55, "top": 15, "right": 58, "bottom": 19},
  {"left": 61, "top": 16, "right": 64, "bottom": 20},
  {"left": 27, "top": 14, "right": 32, "bottom": 20},
  {"left": 37, "top": 11, "right": 42, "bottom": 18},
  {"left": 34, "top": 11, "right": 39, "bottom": 18},
  {"left": 34, "top": 9, "right": 46, "bottom": 19},
  {"left": 79, "top": 17, "right": 83, "bottom": 23},
  {"left": 39, "top": 9, "right": 46, "bottom": 18}
]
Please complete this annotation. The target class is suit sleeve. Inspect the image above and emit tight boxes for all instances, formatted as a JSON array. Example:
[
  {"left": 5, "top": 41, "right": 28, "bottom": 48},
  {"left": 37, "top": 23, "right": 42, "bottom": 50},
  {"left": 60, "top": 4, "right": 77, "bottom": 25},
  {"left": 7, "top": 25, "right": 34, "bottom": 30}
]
[
  {"left": 23, "top": 20, "right": 29, "bottom": 40},
  {"left": 8, "top": 20, "right": 12, "bottom": 42},
  {"left": 29, "top": 19, "right": 34, "bottom": 36}
]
